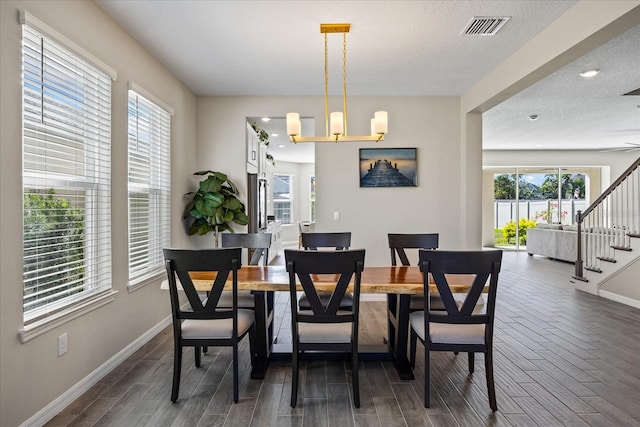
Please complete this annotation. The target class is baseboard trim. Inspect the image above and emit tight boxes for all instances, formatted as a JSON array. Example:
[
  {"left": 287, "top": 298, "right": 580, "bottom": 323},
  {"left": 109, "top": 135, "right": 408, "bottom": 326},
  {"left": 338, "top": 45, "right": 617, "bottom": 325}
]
[
  {"left": 599, "top": 290, "right": 640, "bottom": 309},
  {"left": 20, "top": 315, "right": 172, "bottom": 427}
]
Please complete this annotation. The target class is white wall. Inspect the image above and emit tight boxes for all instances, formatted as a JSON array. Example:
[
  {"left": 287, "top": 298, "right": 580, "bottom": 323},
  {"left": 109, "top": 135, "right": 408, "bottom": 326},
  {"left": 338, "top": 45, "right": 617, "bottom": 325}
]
[{"left": 0, "top": 2, "right": 197, "bottom": 425}]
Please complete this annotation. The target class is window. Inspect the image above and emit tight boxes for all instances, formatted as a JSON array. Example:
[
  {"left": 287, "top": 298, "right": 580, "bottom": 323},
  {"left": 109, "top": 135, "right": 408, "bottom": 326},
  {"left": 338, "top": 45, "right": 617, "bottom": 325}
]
[
  {"left": 273, "top": 174, "right": 293, "bottom": 224},
  {"left": 21, "top": 15, "right": 115, "bottom": 328},
  {"left": 309, "top": 176, "right": 316, "bottom": 222},
  {"left": 128, "top": 88, "right": 171, "bottom": 287}
]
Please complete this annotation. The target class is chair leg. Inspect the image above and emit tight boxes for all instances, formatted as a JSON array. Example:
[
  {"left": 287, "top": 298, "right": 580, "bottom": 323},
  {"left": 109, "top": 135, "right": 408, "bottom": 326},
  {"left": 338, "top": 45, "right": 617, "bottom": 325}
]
[
  {"left": 291, "top": 343, "right": 298, "bottom": 407},
  {"left": 352, "top": 348, "right": 360, "bottom": 408},
  {"left": 424, "top": 344, "right": 431, "bottom": 408},
  {"left": 171, "top": 343, "right": 182, "bottom": 403},
  {"left": 249, "top": 325, "right": 257, "bottom": 367},
  {"left": 195, "top": 345, "right": 201, "bottom": 367},
  {"left": 468, "top": 352, "right": 474, "bottom": 373},
  {"left": 485, "top": 350, "right": 497, "bottom": 411},
  {"left": 409, "top": 329, "right": 417, "bottom": 369},
  {"left": 233, "top": 344, "right": 239, "bottom": 403}
]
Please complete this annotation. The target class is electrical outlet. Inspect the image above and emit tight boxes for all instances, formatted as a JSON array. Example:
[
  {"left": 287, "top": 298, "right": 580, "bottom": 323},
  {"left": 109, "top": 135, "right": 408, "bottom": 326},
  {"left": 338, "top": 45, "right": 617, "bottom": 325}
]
[
  {"left": 58, "top": 333, "right": 68, "bottom": 356},
  {"left": 333, "top": 211, "right": 340, "bottom": 221}
]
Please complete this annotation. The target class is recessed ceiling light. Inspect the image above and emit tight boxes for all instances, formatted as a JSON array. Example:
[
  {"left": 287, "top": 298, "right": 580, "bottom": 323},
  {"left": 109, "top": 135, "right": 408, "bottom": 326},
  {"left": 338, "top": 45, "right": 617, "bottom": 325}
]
[
  {"left": 535, "top": 144, "right": 543, "bottom": 147},
  {"left": 261, "top": 117, "right": 271, "bottom": 122},
  {"left": 579, "top": 69, "right": 600, "bottom": 78},
  {"left": 278, "top": 144, "right": 285, "bottom": 148},
  {"left": 271, "top": 133, "right": 279, "bottom": 137},
  {"left": 528, "top": 114, "right": 539, "bottom": 121}
]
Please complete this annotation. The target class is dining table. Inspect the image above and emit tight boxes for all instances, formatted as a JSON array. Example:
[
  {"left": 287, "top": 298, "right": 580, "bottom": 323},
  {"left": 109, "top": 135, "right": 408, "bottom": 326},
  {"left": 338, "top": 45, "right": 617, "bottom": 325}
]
[{"left": 165, "top": 265, "right": 477, "bottom": 380}]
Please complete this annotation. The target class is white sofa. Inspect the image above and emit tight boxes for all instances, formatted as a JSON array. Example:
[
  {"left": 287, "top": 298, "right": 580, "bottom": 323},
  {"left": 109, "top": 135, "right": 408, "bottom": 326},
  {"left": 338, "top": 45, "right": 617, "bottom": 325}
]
[{"left": 526, "top": 224, "right": 579, "bottom": 263}]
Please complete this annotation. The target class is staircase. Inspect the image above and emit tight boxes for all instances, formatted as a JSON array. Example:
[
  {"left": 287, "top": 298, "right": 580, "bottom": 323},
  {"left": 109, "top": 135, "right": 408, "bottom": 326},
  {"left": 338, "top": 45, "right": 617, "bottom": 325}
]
[{"left": 573, "top": 157, "right": 640, "bottom": 308}]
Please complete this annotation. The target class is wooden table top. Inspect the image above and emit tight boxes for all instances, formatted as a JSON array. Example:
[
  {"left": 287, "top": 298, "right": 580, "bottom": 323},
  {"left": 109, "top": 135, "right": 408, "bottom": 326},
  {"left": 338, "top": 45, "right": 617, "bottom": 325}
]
[{"left": 177, "top": 265, "right": 478, "bottom": 294}]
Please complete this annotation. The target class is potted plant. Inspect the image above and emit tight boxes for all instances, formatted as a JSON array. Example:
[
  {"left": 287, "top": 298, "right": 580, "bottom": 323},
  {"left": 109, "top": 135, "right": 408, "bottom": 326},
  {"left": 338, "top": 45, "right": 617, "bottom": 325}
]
[{"left": 183, "top": 170, "right": 249, "bottom": 246}]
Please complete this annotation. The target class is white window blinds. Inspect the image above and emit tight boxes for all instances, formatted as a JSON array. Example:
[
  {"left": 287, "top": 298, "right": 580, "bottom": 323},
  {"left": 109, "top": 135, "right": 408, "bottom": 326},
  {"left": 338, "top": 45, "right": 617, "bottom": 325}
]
[
  {"left": 22, "top": 23, "right": 112, "bottom": 320},
  {"left": 128, "top": 90, "right": 171, "bottom": 284}
]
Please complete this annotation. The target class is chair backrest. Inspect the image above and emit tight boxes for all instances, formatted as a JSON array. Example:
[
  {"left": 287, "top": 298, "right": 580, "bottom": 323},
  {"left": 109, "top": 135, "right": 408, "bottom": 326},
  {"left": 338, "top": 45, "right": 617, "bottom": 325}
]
[
  {"left": 221, "top": 232, "right": 272, "bottom": 265},
  {"left": 388, "top": 233, "right": 439, "bottom": 266},
  {"left": 419, "top": 250, "right": 502, "bottom": 326},
  {"left": 163, "top": 248, "right": 242, "bottom": 324},
  {"left": 301, "top": 232, "right": 351, "bottom": 250},
  {"left": 285, "top": 249, "right": 365, "bottom": 324}
]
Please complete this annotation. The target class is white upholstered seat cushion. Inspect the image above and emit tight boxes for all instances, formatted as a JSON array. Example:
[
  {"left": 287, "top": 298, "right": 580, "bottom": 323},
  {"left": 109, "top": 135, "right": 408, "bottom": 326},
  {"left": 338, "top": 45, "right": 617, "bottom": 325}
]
[
  {"left": 181, "top": 309, "right": 254, "bottom": 339},
  {"left": 298, "top": 312, "right": 353, "bottom": 343},
  {"left": 217, "top": 290, "right": 255, "bottom": 308},
  {"left": 409, "top": 311, "right": 485, "bottom": 345}
]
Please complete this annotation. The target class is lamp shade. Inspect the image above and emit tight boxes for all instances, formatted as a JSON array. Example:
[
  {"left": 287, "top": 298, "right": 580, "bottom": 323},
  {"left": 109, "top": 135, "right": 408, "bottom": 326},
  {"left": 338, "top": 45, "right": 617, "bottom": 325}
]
[
  {"left": 286, "top": 113, "right": 301, "bottom": 136},
  {"left": 330, "top": 112, "right": 344, "bottom": 136},
  {"left": 374, "top": 111, "right": 388, "bottom": 134}
]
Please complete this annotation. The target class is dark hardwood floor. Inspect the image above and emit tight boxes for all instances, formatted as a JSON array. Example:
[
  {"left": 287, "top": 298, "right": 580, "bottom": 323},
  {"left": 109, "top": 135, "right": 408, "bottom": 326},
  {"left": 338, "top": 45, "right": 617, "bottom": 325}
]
[{"left": 45, "top": 250, "right": 640, "bottom": 427}]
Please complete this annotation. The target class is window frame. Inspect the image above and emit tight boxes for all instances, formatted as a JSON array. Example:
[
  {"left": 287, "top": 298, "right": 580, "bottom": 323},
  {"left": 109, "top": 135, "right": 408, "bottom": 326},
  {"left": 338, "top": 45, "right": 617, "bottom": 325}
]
[
  {"left": 127, "top": 85, "right": 173, "bottom": 291},
  {"left": 272, "top": 173, "right": 294, "bottom": 225},
  {"left": 19, "top": 11, "right": 117, "bottom": 342}
]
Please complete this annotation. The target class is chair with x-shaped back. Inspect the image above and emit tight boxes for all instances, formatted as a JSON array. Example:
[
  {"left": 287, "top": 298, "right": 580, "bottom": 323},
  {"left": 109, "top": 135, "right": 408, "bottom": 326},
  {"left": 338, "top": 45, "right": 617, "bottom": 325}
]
[
  {"left": 409, "top": 249, "right": 502, "bottom": 410},
  {"left": 164, "top": 248, "right": 255, "bottom": 403},
  {"left": 285, "top": 248, "right": 365, "bottom": 408}
]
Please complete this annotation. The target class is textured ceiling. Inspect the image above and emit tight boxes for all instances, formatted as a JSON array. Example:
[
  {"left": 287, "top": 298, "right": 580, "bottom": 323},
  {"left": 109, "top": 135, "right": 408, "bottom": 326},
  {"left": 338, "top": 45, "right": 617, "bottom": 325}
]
[{"left": 96, "top": 1, "right": 640, "bottom": 163}]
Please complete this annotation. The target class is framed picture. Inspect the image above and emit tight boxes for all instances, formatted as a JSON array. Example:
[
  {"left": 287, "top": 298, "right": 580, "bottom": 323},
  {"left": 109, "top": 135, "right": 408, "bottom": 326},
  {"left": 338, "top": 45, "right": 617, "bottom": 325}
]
[{"left": 359, "top": 148, "right": 417, "bottom": 187}]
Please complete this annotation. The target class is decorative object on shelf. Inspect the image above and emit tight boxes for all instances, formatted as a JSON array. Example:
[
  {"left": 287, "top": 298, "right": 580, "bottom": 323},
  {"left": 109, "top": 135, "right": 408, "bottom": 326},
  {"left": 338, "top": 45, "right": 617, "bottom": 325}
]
[
  {"left": 265, "top": 153, "right": 275, "bottom": 167},
  {"left": 251, "top": 122, "right": 275, "bottom": 166},
  {"left": 251, "top": 122, "right": 270, "bottom": 146},
  {"left": 286, "top": 23, "right": 388, "bottom": 143},
  {"left": 183, "top": 171, "right": 249, "bottom": 247},
  {"left": 359, "top": 148, "right": 417, "bottom": 187}
]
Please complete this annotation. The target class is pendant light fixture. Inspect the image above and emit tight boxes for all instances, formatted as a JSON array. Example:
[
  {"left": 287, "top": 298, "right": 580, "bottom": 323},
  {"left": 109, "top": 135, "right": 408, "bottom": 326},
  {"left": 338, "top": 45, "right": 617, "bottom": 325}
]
[{"left": 286, "top": 23, "right": 388, "bottom": 143}]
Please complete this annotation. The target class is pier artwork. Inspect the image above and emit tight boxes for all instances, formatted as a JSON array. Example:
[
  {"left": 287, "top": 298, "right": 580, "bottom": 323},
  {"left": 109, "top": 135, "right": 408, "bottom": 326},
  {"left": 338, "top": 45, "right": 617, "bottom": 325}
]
[
  {"left": 360, "top": 159, "right": 414, "bottom": 187},
  {"left": 359, "top": 147, "right": 417, "bottom": 188}
]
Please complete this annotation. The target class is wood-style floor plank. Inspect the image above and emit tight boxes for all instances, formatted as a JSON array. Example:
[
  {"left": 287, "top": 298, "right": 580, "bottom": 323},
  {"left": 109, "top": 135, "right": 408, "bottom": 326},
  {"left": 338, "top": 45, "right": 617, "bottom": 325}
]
[{"left": 45, "top": 251, "right": 640, "bottom": 427}]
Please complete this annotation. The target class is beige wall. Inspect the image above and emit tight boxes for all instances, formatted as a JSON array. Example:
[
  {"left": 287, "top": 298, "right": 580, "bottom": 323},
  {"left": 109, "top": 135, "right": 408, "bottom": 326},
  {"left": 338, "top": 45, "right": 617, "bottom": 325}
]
[
  {"left": 0, "top": 1, "right": 197, "bottom": 425},
  {"left": 197, "top": 95, "right": 468, "bottom": 267}
]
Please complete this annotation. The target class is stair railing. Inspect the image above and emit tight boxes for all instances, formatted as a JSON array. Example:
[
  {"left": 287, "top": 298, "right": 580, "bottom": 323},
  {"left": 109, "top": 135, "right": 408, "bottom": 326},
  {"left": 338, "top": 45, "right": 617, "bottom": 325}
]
[{"left": 574, "top": 156, "right": 640, "bottom": 281}]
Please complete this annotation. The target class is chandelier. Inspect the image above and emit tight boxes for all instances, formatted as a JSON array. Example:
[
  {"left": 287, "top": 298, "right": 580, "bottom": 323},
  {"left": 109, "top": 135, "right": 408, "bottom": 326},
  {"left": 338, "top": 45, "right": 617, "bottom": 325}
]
[{"left": 286, "top": 23, "right": 388, "bottom": 143}]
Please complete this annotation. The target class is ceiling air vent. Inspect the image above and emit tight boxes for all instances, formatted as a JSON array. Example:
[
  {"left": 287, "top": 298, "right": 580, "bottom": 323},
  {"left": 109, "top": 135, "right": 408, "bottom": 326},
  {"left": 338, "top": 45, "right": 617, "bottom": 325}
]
[{"left": 463, "top": 16, "right": 510, "bottom": 36}]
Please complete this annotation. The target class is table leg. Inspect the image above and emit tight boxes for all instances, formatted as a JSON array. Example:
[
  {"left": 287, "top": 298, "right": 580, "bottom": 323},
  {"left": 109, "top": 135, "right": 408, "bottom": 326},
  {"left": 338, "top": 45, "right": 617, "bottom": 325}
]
[
  {"left": 391, "top": 294, "right": 414, "bottom": 380},
  {"left": 386, "top": 294, "right": 397, "bottom": 348},
  {"left": 250, "top": 291, "right": 274, "bottom": 379}
]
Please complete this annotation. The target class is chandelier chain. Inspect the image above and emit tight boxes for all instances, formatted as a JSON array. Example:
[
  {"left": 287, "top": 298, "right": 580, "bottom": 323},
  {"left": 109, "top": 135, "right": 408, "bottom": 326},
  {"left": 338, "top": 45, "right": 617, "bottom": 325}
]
[
  {"left": 343, "top": 32, "right": 348, "bottom": 136},
  {"left": 324, "top": 33, "right": 329, "bottom": 137}
]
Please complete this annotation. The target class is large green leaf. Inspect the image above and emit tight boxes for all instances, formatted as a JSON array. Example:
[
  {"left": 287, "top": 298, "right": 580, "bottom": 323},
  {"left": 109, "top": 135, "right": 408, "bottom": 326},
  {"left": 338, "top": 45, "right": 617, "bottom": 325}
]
[
  {"left": 223, "top": 197, "right": 242, "bottom": 211},
  {"left": 200, "top": 175, "right": 223, "bottom": 193},
  {"left": 234, "top": 211, "right": 249, "bottom": 225}
]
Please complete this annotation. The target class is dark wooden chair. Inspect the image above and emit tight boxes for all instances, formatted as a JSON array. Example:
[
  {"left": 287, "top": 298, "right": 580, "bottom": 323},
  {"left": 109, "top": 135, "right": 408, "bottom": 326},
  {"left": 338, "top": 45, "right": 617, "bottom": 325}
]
[
  {"left": 386, "top": 233, "right": 441, "bottom": 352},
  {"left": 299, "top": 232, "right": 353, "bottom": 310},
  {"left": 285, "top": 249, "right": 365, "bottom": 408},
  {"left": 163, "top": 248, "right": 255, "bottom": 403},
  {"left": 409, "top": 249, "right": 502, "bottom": 410},
  {"left": 220, "top": 233, "right": 274, "bottom": 371},
  {"left": 300, "top": 231, "right": 351, "bottom": 251}
]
